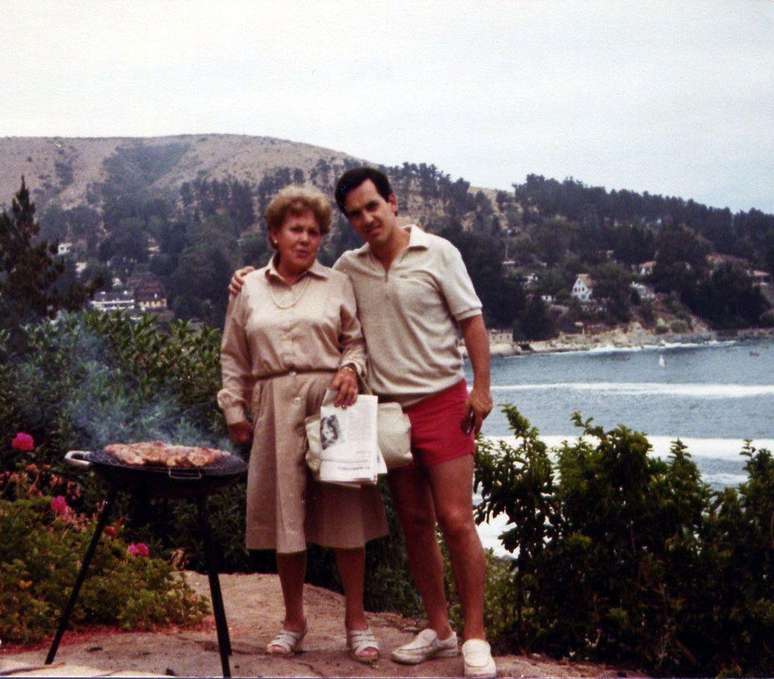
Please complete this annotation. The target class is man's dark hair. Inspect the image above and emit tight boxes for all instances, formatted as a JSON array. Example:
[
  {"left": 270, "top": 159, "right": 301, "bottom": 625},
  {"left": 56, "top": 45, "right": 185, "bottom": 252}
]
[{"left": 334, "top": 166, "right": 393, "bottom": 214}]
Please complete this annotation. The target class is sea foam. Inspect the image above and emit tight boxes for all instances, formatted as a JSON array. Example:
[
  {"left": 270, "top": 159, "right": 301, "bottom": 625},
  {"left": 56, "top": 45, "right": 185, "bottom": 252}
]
[{"left": 486, "top": 434, "right": 773, "bottom": 460}]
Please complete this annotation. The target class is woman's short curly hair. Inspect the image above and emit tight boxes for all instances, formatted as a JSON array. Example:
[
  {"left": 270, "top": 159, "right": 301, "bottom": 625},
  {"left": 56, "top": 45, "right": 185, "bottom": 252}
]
[{"left": 265, "top": 185, "right": 332, "bottom": 236}]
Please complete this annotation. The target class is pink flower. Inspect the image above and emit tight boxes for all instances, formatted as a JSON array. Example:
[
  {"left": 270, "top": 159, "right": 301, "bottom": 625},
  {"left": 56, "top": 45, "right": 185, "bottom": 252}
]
[
  {"left": 51, "top": 495, "right": 69, "bottom": 516},
  {"left": 127, "top": 542, "right": 150, "bottom": 558},
  {"left": 11, "top": 432, "right": 35, "bottom": 452}
]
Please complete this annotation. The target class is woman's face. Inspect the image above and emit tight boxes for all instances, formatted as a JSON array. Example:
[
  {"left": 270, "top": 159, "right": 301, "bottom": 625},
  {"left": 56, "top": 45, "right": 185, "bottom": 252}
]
[{"left": 273, "top": 209, "right": 322, "bottom": 277}]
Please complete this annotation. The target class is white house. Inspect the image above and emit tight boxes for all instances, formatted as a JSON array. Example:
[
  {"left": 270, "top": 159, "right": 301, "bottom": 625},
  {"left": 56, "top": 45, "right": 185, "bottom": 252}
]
[
  {"left": 57, "top": 242, "right": 73, "bottom": 256},
  {"left": 90, "top": 289, "right": 135, "bottom": 313},
  {"left": 521, "top": 273, "right": 540, "bottom": 289},
  {"left": 488, "top": 329, "right": 513, "bottom": 345},
  {"left": 571, "top": 274, "right": 594, "bottom": 302},
  {"left": 638, "top": 260, "right": 656, "bottom": 277},
  {"left": 631, "top": 282, "right": 656, "bottom": 301}
]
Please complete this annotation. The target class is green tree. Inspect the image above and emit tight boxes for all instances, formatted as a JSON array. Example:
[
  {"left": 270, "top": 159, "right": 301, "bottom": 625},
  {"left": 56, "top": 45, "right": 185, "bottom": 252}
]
[
  {"left": 514, "top": 295, "right": 556, "bottom": 341},
  {"left": 0, "top": 179, "right": 94, "bottom": 337},
  {"left": 98, "top": 217, "right": 149, "bottom": 263},
  {"left": 170, "top": 215, "right": 238, "bottom": 325},
  {"left": 692, "top": 263, "right": 769, "bottom": 328},
  {"left": 591, "top": 262, "right": 632, "bottom": 322},
  {"left": 651, "top": 224, "right": 709, "bottom": 297},
  {"left": 612, "top": 224, "right": 656, "bottom": 265},
  {"left": 534, "top": 218, "right": 573, "bottom": 266}
]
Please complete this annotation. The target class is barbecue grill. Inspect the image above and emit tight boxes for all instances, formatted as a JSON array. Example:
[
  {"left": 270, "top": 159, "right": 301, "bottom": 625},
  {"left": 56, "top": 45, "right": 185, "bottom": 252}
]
[{"left": 45, "top": 448, "right": 247, "bottom": 678}]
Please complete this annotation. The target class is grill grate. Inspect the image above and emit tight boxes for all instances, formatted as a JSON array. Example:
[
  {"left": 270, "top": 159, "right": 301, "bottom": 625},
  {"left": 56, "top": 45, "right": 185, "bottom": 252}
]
[{"left": 87, "top": 449, "right": 247, "bottom": 477}]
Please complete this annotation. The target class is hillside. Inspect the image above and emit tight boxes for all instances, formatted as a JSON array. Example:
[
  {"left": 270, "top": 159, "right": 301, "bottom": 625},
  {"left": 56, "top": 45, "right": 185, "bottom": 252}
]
[
  {"left": 0, "top": 134, "right": 361, "bottom": 212},
  {"left": 1, "top": 135, "right": 772, "bottom": 334}
]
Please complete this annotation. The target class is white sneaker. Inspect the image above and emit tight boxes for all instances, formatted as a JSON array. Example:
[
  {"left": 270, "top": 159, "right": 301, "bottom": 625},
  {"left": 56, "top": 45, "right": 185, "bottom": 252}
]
[
  {"left": 462, "top": 638, "right": 496, "bottom": 679},
  {"left": 390, "top": 628, "right": 459, "bottom": 665}
]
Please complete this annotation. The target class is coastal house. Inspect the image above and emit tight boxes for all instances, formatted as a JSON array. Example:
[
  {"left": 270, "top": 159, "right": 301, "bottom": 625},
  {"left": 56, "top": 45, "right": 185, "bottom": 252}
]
[
  {"left": 631, "top": 282, "right": 656, "bottom": 301},
  {"left": 57, "top": 242, "right": 73, "bottom": 256},
  {"left": 502, "top": 259, "right": 517, "bottom": 274},
  {"left": 134, "top": 279, "right": 167, "bottom": 312},
  {"left": 146, "top": 236, "right": 161, "bottom": 256},
  {"left": 706, "top": 253, "right": 749, "bottom": 270},
  {"left": 488, "top": 329, "right": 513, "bottom": 345},
  {"left": 751, "top": 270, "right": 771, "bottom": 287},
  {"left": 521, "top": 272, "right": 540, "bottom": 289},
  {"left": 127, "top": 273, "right": 168, "bottom": 312},
  {"left": 638, "top": 260, "right": 656, "bottom": 277},
  {"left": 571, "top": 274, "right": 594, "bottom": 302},
  {"left": 90, "top": 289, "right": 135, "bottom": 313}
]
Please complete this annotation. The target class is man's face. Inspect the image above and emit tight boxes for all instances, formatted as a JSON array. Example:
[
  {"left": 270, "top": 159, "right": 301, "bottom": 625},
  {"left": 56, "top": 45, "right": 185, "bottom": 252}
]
[{"left": 342, "top": 179, "right": 399, "bottom": 249}]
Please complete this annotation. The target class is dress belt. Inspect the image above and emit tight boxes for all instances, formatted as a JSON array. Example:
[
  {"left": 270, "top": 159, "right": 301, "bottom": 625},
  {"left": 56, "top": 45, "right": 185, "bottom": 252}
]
[{"left": 258, "top": 368, "right": 337, "bottom": 381}]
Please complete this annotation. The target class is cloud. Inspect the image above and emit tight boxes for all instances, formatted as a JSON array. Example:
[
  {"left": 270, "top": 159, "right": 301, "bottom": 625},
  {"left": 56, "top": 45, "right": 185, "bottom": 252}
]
[{"left": 1, "top": 0, "right": 773, "bottom": 211}]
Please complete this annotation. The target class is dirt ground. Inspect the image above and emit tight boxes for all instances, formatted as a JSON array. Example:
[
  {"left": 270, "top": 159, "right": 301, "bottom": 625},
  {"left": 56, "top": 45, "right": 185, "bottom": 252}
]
[{"left": 1, "top": 571, "right": 643, "bottom": 678}]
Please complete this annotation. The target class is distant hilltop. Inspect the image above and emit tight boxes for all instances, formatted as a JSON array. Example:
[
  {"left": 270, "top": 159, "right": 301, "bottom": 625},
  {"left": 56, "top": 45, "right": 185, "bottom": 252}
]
[{"left": 0, "top": 134, "right": 362, "bottom": 210}]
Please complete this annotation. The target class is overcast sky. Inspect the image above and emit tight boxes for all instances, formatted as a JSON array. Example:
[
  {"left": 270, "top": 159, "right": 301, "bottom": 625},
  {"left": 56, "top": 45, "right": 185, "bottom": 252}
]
[{"left": 2, "top": 0, "right": 772, "bottom": 213}]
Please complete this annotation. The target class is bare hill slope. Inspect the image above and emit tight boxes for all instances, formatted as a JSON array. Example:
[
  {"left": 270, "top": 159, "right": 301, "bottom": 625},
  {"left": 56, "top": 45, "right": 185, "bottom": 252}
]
[{"left": 0, "top": 134, "right": 361, "bottom": 209}]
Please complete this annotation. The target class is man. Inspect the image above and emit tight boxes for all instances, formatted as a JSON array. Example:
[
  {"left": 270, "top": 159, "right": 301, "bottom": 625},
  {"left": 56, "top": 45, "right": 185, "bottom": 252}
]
[{"left": 230, "top": 167, "right": 495, "bottom": 678}]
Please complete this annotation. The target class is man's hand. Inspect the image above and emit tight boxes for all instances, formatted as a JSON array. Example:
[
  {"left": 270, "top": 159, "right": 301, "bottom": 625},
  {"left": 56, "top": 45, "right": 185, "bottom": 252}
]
[
  {"left": 463, "top": 383, "right": 493, "bottom": 436},
  {"left": 228, "top": 420, "right": 253, "bottom": 445},
  {"left": 229, "top": 266, "right": 256, "bottom": 297},
  {"left": 459, "top": 314, "right": 492, "bottom": 436},
  {"left": 330, "top": 366, "right": 359, "bottom": 407}
]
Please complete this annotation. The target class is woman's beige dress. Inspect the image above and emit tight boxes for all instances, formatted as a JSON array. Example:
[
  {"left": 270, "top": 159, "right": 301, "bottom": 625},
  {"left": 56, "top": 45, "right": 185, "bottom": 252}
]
[{"left": 218, "top": 258, "right": 388, "bottom": 553}]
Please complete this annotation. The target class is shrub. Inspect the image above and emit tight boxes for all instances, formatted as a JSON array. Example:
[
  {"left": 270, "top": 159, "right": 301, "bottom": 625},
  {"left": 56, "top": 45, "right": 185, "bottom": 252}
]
[
  {"left": 637, "top": 302, "right": 656, "bottom": 328},
  {"left": 0, "top": 496, "right": 208, "bottom": 644},
  {"left": 1, "top": 312, "right": 417, "bottom": 612},
  {"left": 670, "top": 319, "right": 691, "bottom": 334},
  {"left": 474, "top": 406, "right": 773, "bottom": 675}
]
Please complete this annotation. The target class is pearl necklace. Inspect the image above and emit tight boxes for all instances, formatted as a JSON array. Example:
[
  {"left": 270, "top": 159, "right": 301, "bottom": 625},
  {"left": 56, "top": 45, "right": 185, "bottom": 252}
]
[{"left": 268, "top": 274, "right": 312, "bottom": 309}]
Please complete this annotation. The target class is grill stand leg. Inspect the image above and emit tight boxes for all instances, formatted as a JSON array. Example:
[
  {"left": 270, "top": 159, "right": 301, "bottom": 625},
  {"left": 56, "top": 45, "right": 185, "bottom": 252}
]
[
  {"left": 46, "top": 486, "right": 118, "bottom": 664},
  {"left": 197, "top": 495, "right": 232, "bottom": 677}
]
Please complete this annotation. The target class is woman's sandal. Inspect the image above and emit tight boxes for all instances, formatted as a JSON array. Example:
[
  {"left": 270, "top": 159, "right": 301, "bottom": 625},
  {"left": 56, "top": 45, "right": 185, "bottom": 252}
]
[
  {"left": 347, "top": 627, "right": 380, "bottom": 664},
  {"left": 266, "top": 626, "right": 307, "bottom": 655}
]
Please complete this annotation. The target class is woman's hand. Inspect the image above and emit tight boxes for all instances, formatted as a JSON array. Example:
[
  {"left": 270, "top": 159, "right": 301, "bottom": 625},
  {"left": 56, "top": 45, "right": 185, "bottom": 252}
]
[
  {"left": 228, "top": 420, "right": 253, "bottom": 445},
  {"left": 229, "top": 266, "right": 256, "bottom": 297},
  {"left": 330, "top": 365, "right": 359, "bottom": 407}
]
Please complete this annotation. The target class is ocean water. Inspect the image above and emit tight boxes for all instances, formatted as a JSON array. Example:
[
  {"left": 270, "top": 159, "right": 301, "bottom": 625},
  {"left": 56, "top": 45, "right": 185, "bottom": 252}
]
[{"left": 466, "top": 338, "right": 774, "bottom": 554}]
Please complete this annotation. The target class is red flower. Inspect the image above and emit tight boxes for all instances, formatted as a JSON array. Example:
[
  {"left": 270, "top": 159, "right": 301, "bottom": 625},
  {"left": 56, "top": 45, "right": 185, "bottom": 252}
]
[
  {"left": 127, "top": 542, "right": 150, "bottom": 558},
  {"left": 104, "top": 525, "right": 118, "bottom": 538},
  {"left": 51, "top": 496, "right": 69, "bottom": 516},
  {"left": 11, "top": 432, "right": 35, "bottom": 452}
]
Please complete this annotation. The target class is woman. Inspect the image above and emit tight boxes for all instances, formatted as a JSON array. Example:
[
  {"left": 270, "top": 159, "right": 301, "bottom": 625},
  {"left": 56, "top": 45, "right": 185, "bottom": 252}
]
[{"left": 218, "top": 186, "right": 387, "bottom": 663}]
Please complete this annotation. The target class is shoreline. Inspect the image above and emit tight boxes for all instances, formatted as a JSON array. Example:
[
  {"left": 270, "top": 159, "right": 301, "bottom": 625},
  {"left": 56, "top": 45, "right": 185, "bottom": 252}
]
[{"left": 479, "top": 324, "right": 774, "bottom": 358}]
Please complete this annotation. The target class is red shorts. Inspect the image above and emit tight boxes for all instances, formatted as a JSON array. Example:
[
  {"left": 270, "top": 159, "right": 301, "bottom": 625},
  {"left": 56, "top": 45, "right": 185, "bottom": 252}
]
[{"left": 403, "top": 379, "right": 475, "bottom": 468}]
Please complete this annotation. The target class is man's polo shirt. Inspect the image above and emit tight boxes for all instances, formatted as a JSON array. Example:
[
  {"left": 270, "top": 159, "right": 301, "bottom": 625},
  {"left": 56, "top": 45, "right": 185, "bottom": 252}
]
[{"left": 334, "top": 225, "right": 482, "bottom": 405}]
